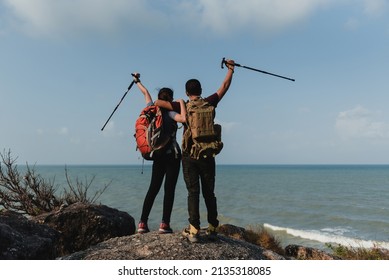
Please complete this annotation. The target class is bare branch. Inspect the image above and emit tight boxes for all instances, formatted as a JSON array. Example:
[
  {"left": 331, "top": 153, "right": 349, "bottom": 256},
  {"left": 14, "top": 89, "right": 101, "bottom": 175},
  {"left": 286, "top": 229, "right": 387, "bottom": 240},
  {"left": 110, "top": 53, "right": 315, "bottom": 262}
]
[{"left": 0, "top": 150, "right": 110, "bottom": 216}]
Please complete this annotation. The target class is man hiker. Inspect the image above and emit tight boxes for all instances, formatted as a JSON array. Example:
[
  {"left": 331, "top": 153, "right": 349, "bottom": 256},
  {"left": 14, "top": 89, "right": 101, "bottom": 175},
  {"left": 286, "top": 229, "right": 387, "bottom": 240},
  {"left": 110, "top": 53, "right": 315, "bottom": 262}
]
[{"left": 181, "top": 59, "right": 235, "bottom": 242}]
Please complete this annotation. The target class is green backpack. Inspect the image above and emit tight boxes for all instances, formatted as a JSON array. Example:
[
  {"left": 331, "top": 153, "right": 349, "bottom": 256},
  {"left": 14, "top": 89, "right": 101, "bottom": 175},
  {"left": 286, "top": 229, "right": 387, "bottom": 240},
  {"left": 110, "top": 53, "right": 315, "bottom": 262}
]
[{"left": 183, "top": 98, "right": 223, "bottom": 159}]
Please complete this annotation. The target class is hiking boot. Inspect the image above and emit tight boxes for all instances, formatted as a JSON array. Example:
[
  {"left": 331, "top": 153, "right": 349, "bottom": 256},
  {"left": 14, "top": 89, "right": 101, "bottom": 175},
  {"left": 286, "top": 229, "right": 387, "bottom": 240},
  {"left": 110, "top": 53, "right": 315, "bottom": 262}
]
[
  {"left": 206, "top": 224, "right": 218, "bottom": 241},
  {"left": 159, "top": 222, "right": 173, "bottom": 234},
  {"left": 137, "top": 221, "right": 150, "bottom": 234},
  {"left": 182, "top": 224, "right": 199, "bottom": 243}
]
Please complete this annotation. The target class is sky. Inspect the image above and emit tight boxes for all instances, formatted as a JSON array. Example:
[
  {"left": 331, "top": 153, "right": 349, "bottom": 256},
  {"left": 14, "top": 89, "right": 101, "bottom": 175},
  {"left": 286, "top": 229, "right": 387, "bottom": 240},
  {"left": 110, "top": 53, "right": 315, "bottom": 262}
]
[{"left": 1, "top": 0, "right": 389, "bottom": 165}]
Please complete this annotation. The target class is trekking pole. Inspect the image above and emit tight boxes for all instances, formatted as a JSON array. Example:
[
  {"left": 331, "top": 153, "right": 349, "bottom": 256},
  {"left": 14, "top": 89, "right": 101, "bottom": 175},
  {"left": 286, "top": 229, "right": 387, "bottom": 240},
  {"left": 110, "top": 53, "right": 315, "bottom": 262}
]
[
  {"left": 101, "top": 73, "right": 138, "bottom": 131},
  {"left": 221, "top": 57, "right": 295, "bottom": 82}
]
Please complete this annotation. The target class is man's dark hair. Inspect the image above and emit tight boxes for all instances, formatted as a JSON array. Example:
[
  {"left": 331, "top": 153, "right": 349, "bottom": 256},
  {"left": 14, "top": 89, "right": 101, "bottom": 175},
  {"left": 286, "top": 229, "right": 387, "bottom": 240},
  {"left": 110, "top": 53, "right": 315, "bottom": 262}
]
[
  {"left": 158, "top": 87, "right": 174, "bottom": 101},
  {"left": 185, "top": 79, "right": 202, "bottom": 96}
]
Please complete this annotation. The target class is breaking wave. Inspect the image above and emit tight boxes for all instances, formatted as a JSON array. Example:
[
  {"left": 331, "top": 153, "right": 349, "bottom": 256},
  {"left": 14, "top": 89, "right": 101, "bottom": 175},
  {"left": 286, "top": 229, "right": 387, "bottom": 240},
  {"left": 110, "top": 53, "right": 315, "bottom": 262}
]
[{"left": 264, "top": 223, "right": 389, "bottom": 250}]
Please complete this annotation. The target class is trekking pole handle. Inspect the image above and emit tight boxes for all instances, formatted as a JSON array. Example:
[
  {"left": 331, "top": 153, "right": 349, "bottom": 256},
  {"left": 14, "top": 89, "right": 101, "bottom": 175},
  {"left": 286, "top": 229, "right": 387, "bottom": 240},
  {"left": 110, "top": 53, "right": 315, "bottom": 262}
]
[
  {"left": 131, "top": 73, "right": 141, "bottom": 85},
  {"left": 221, "top": 57, "right": 240, "bottom": 69},
  {"left": 221, "top": 57, "right": 226, "bottom": 69}
]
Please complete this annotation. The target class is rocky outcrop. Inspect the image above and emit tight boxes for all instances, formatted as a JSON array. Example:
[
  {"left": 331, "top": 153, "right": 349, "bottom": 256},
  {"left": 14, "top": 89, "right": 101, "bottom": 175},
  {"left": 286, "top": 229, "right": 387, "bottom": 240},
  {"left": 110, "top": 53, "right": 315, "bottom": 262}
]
[
  {"left": 33, "top": 202, "right": 136, "bottom": 256},
  {"left": 1, "top": 204, "right": 338, "bottom": 260},
  {"left": 1, "top": 203, "right": 135, "bottom": 259},
  {"left": 0, "top": 211, "right": 59, "bottom": 259},
  {"left": 61, "top": 229, "right": 285, "bottom": 260},
  {"left": 285, "top": 244, "right": 340, "bottom": 260},
  {"left": 61, "top": 227, "right": 338, "bottom": 260}
]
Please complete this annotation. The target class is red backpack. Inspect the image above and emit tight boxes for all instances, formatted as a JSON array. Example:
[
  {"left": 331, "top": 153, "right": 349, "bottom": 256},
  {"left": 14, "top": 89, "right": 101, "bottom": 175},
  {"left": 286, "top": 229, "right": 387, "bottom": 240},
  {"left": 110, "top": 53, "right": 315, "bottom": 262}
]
[{"left": 134, "top": 105, "right": 171, "bottom": 160}]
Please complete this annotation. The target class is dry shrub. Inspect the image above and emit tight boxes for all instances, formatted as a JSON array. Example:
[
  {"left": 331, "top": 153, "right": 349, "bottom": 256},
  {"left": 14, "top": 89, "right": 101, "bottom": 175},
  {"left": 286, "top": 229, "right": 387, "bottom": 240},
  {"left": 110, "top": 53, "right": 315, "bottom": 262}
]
[
  {"left": 327, "top": 243, "right": 389, "bottom": 260},
  {"left": 244, "top": 225, "right": 285, "bottom": 255},
  {"left": 0, "top": 150, "right": 109, "bottom": 216}
]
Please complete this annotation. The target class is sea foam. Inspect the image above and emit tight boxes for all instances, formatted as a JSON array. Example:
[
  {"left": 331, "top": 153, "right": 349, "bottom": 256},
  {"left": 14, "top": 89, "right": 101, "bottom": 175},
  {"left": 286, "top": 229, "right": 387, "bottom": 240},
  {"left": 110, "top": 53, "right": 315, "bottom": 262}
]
[{"left": 264, "top": 223, "right": 389, "bottom": 250}]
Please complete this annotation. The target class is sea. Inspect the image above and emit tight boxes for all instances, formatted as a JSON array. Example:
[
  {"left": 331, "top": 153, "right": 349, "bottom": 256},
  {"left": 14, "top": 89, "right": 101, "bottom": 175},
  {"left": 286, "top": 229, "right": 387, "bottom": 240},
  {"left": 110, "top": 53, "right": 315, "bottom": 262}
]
[{"left": 20, "top": 164, "right": 389, "bottom": 251}]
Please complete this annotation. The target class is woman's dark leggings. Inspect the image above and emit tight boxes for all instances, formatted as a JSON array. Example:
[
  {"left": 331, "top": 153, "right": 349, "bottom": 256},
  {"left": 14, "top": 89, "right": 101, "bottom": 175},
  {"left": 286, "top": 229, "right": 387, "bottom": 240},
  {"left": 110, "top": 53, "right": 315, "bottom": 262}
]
[{"left": 140, "top": 153, "right": 181, "bottom": 224}]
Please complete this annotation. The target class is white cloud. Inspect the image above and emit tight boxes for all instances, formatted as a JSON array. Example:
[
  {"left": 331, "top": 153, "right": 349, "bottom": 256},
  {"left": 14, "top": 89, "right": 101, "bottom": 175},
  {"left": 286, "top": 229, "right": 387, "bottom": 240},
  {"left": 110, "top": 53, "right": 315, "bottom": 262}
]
[
  {"left": 342, "top": 0, "right": 388, "bottom": 31},
  {"left": 70, "top": 137, "right": 81, "bottom": 144},
  {"left": 344, "top": 18, "right": 360, "bottom": 30},
  {"left": 2, "top": 0, "right": 388, "bottom": 39},
  {"left": 335, "top": 105, "right": 389, "bottom": 139},
  {"left": 362, "top": 0, "right": 388, "bottom": 17},
  {"left": 1, "top": 0, "right": 338, "bottom": 39},
  {"left": 3, "top": 0, "right": 165, "bottom": 38},
  {"left": 58, "top": 127, "right": 69, "bottom": 135},
  {"left": 177, "top": 0, "right": 333, "bottom": 35},
  {"left": 214, "top": 119, "right": 238, "bottom": 133},
  {"left": 101, "top": 121, "right": 117, "bottom": 137}
]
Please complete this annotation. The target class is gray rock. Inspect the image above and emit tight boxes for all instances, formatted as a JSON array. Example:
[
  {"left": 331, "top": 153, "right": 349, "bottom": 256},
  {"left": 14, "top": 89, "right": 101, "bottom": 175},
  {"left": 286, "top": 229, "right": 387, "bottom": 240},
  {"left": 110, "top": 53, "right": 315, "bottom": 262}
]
[
  {"left": 33, "top": 202, "right": 135, "bottom": 257},
  {"left": 62, "top": 229, "right": 286, "bottom": 260},
  {"left": 2, "top": 205, "right": 342, "bottom": 260},
  {"left": 285, "top": 244, "right": 340, "bottom": 260},
  {"left": 0, "top": 211, "right": 59, "bottom": 259}
]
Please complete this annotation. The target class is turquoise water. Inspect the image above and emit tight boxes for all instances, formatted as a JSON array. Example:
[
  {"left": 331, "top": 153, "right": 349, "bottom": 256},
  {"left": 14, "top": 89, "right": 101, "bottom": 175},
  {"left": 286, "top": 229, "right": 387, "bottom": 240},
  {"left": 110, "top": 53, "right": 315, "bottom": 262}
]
[{"left": 26, "top": 164, "right": 389, "bottom": 250}]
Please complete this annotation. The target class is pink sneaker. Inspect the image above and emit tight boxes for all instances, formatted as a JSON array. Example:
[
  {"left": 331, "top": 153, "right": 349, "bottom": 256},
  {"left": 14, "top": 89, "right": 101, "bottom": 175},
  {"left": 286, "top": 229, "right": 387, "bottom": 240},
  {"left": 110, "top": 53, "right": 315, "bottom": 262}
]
[
  {"left": 137, "top": 221, "right": 150, "bottom": 234},
  {"left": 159, "top": 222, "right": 173, "bottom": 234}
]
